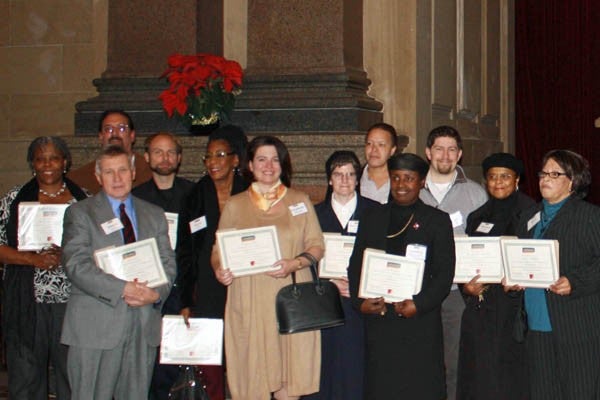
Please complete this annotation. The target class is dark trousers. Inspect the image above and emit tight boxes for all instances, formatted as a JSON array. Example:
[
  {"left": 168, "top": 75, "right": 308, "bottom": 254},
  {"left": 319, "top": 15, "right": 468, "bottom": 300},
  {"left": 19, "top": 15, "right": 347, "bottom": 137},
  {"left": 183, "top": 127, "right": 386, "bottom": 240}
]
[{"left": 5, "top": 302, "right": 70, "bottom": 400}]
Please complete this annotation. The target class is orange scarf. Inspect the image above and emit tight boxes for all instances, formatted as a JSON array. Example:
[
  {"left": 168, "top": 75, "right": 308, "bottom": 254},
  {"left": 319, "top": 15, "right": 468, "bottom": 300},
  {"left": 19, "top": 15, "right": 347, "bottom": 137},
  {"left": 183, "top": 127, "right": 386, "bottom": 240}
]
[{"left": 249, "top": 181, "right": 287, "bottom": 211}]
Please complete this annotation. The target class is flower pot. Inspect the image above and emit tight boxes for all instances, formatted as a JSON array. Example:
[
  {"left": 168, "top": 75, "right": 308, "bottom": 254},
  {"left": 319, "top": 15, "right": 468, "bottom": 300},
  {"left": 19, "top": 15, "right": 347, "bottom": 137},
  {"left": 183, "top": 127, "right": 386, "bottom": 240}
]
[{"left": 188, "top": 121, "right": 220, "bottom": 136}]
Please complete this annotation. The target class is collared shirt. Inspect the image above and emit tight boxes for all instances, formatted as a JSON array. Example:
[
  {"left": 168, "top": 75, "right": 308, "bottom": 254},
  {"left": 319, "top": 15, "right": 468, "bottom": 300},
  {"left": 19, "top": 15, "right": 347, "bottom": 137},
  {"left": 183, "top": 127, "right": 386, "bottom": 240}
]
[
  {"left": 106, "top": 194, "right": 139, "bottom": 241},
  {"left": 331, "top": 192, "right": 358, "bottom": 229},
  {"left": 359, "top": 165, "right": 389, "bottom": 204}
]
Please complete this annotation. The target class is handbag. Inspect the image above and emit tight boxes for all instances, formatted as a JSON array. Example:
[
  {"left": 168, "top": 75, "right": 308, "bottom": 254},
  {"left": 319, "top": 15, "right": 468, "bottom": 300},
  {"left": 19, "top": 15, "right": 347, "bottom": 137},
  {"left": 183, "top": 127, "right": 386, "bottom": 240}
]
[
  {"left": 275, "top": 253, "right": 345, "bottom": 334},
  {"left": 168, "top": 366, "right": 210, "bottom": 400}
]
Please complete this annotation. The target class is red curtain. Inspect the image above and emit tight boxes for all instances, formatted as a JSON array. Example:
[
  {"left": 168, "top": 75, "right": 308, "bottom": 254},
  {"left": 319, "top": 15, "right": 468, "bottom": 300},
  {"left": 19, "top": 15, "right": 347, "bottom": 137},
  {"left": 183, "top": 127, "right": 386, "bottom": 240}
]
[{"left": 515, "top": 0, "right": 600, "bottom": 204}]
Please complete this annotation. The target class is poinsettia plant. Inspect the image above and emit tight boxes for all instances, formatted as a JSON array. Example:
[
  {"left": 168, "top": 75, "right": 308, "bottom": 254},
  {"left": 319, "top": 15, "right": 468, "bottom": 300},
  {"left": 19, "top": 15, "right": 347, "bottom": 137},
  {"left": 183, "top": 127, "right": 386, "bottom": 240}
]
[{"left": 159, "top": 53, "right": 243, "bottom": 127}]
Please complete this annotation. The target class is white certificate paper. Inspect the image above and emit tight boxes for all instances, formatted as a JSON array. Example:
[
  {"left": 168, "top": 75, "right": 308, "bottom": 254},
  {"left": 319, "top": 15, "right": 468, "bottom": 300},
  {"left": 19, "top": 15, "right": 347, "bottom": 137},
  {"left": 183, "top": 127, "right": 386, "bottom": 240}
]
[
  {"left": 454, "top": 237, "right": 505, "bottom": 283},
  {"left": 216, "top": 226, "right": 282, "bottom": 277},
  {"left": 164, "top": 212, "right": 178, "bottom": 250},
  {"left": 160, "top": 316, "right": 223, "bottom": 365},
  {"left": 93, "top": 238, "right": 168, "bottom": 288},
  {"left": 17, "top": 202, "right": 69, "bottom": 250},
  {"left": 359, "top": 248, "right": 425, "bottom": 303},
  {"left": 319, "top": 233, "right": 356, "bottom": 279},
  {"left": 501, "top": 238, "right": 560, "bottom": 288}
]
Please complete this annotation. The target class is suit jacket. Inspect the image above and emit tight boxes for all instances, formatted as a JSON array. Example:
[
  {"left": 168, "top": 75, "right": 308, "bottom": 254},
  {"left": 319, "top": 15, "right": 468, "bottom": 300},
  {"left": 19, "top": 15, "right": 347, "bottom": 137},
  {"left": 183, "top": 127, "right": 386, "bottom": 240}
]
[
  {"left": 515, "top": 196, "right": 600, "bottom": 343},
  {"left": 60, "top": 191, "right": 176, "bottom": 349},
  {"left": 314, "top": 194, "right": 379, "bottom": 235}
]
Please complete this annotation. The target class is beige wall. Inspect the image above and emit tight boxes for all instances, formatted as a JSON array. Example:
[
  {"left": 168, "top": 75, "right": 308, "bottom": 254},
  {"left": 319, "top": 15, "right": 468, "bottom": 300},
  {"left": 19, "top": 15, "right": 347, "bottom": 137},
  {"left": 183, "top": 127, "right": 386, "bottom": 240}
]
[{"left": 0, "top": 0, "right": 108, "bottom": 193}]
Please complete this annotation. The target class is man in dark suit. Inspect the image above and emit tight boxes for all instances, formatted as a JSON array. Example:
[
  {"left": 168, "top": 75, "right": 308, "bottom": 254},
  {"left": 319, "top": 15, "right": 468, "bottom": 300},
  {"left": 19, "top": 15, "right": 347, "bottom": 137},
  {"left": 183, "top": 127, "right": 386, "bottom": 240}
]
[{"left": 61, "top": 145, "right": 176, "bottom": 400}]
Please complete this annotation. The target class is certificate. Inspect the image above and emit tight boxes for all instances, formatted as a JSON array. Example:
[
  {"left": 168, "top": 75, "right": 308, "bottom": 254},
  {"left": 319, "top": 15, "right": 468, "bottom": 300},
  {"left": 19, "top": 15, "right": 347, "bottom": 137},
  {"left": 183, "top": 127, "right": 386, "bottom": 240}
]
[
  {"left": 164, "top": 212, "right": 178, "bottom": 250},
  {"left": 319, "top": 233, "right": 355, "bottom": 278},
  {"left": 501, "top": 238, "right": 560, "bottom": 288},
  {"left": 453, "top": 237, "right": 505, "bottom": 283},
  {"left": 216, "top": 226, "right": 282, "bottom": 277},
  {"left": 160, "top": 316, "right": 223, "bottom": 365},
  {"left": 93, "top": 238, "right": 168, "bottom": 288},
  {"left": 358, "top": 248, "right": 424, "bottom": 303},
  {"left": 17, "top": 202, "right": 69, "bottom": 250}
]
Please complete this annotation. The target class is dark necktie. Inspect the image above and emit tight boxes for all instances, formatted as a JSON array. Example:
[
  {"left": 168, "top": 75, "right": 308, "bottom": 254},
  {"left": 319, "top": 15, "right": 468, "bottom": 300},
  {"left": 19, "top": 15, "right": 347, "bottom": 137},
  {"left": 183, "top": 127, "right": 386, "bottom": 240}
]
[{"left": 119, "top": 203, "right": 136, "bottom": 244}]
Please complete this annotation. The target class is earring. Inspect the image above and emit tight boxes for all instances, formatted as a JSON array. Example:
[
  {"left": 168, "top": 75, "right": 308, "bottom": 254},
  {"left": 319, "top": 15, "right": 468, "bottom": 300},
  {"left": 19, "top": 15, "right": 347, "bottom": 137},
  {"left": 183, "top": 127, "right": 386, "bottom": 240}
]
[
  {"left": 63, "top": 169, "right": 67, "bottom": 174},
  {"left": 32, "top": 171, "right": 36, "bottom": 177}
]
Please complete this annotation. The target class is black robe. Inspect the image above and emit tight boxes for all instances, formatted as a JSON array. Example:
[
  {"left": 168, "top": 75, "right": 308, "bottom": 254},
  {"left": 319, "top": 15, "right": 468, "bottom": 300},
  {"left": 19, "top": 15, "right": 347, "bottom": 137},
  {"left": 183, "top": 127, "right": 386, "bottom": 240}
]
[
  {"left": 348, "top": 199, "right": 455, "bottom": 400},
  {"left": 457, "top": 190, "right": 534, "bottom": 400}
]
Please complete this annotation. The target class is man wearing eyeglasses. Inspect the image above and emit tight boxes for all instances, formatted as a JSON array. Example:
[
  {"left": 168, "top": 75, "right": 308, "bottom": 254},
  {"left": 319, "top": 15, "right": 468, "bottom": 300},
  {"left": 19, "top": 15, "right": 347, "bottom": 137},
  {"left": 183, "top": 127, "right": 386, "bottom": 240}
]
[
  {"left": 67, "top": 109, "right": 152, "bottom": 193},
  {"left": 419, "top": 125, "right": 488, "bottom": 400}
]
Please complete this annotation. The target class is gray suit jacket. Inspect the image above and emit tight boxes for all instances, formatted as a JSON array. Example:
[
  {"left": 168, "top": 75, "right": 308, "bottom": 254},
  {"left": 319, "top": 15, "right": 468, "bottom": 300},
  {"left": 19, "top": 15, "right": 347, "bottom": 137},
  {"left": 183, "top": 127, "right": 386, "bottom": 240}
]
[{"left": 60, "top": 191, "right": 176, "bottom": 349}]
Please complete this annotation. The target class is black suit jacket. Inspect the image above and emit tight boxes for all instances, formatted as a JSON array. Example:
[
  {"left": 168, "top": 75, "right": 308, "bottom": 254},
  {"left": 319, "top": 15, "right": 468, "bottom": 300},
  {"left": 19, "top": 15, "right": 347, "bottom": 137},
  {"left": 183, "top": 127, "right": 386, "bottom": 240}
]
[{"left": 314, "top": 194, "right": 379, "bottom": 235}]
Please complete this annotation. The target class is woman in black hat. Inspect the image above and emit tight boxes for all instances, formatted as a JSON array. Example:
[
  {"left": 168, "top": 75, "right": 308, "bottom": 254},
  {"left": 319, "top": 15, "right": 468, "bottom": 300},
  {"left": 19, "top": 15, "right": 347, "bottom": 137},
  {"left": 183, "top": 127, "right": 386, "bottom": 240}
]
[{"left": 456, "top": 152, "right": 534, "bottom": 400}]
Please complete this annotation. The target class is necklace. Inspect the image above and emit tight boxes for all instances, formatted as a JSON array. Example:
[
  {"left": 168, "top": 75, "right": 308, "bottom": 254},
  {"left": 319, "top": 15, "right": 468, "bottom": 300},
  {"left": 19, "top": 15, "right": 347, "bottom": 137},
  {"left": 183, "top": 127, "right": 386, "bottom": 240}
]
[
  {"left": 39, "top": 182, "right": 66, "bottom": 198},
  {"left": 386, "top": 213, "right": 414, "bottom": 238}
]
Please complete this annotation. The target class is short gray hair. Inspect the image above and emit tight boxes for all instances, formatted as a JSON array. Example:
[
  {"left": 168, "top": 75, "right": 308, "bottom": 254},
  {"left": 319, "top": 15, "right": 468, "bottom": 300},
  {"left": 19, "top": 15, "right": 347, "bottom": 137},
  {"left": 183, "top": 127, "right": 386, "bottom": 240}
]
[{"left": 95, "top": 145, "right": 135, "bottom": 175}]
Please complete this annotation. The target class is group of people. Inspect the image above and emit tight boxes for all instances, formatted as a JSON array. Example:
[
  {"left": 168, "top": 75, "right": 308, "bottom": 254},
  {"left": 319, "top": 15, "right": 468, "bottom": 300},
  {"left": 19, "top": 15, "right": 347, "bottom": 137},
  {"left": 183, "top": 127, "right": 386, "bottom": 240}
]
[{"left": 0, "top": 110, "right": 598, "bottom": 400}]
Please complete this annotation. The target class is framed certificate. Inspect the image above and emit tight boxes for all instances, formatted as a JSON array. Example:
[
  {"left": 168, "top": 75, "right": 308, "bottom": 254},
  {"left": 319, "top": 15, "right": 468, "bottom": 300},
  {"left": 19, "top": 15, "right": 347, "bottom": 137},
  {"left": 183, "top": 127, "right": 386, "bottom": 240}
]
[
  {"left": 164, "top": 212, "right": 178, "bottom": 250},
  {"left": 319, "top": 233, "right": 356, "bottom": 279},
  {"left": 453, "top": 237, "right": 505, "bottom": 283},
  {"left": 501, "top": 238, "right": 560, "bottom": 288},
  {"left": 216, "top": 225, "right": 282, "bottom": 277},
  {"left": 160, "top": 316, "right": 223, "bottom": 365},
  {"left": 17, "top": 202, "right": 69, "bottom": 250},
  {"left": 358, "top": 248, "right": 425, "bottom": 303},
  {"left": 93, "top": 238, "right": 168, "bottom": 288}
]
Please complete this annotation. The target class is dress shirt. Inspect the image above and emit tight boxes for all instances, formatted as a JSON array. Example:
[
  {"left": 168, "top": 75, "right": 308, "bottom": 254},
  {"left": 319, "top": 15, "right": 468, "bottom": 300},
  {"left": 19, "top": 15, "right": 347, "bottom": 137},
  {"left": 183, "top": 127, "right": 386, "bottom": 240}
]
[{"left": 331, "top": 192, "right": 357, "bottom": 229}]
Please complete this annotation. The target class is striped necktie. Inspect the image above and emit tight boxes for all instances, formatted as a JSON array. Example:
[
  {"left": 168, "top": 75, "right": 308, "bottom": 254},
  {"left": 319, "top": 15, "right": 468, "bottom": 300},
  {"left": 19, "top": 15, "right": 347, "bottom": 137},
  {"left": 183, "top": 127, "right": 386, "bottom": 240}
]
[{"left": 119, "top": 203, "right": 136, "bottom": 244}]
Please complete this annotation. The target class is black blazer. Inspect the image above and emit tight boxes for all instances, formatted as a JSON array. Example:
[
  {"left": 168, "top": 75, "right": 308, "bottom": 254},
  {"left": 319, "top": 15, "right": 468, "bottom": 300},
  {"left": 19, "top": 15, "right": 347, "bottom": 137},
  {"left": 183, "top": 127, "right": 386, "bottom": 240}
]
[
  {"left": 515, "top": 196, "right": 600, "bottom": 343},
  {"left": 314, "top": 194, "right": 379, "bottom": 235}
]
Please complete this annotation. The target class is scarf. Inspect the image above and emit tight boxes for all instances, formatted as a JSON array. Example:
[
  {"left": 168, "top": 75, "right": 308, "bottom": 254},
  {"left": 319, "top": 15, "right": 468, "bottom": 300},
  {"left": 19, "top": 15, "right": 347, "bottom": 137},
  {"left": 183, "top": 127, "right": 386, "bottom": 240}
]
[{"left": 248, "top": 181, "right": 287, "bottom": 211}]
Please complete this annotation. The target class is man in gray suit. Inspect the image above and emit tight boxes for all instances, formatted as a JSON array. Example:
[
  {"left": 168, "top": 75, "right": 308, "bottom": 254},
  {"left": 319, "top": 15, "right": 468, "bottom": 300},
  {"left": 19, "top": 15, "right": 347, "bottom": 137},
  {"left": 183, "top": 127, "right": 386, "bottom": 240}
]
[{"left": 61, "top": 145, "right": 176, "bottom": 400}]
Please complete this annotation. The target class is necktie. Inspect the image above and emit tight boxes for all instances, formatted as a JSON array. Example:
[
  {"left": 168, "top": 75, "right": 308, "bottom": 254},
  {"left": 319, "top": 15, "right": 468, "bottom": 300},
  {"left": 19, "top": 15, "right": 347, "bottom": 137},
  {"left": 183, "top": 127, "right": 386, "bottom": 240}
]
[{"left": 119, "top": 203, "right": 136, "bottom": 244}]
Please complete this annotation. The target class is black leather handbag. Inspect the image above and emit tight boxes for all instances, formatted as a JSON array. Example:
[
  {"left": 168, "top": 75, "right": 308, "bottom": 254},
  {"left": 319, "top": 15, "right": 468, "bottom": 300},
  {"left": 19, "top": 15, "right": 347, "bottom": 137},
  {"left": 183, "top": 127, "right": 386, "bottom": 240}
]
[{"left": 275, "top": 254, "right": 345, "bottom": 334}]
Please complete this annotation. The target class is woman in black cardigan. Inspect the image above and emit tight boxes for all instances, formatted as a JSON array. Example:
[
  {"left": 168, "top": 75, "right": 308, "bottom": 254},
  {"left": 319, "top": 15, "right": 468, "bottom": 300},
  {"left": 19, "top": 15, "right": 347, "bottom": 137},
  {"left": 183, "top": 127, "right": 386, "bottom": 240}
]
[{"left": 506, "top": 149, "right": 600, "bottom": 400}]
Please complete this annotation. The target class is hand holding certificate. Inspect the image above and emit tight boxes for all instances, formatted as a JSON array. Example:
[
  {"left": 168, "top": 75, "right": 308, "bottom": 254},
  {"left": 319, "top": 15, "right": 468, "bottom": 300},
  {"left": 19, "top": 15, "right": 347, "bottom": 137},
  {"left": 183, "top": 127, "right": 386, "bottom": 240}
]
[
  {"left": 94, "top": 238, "right": 168, "bottom": 288},
  {"left": 501, "top": 238, "right": 559, "bottom": 288},
  {"left": 358, "top": 248, "right": 424, "bottom": 303},
  {"left": 216, "top": 225, "right": 282, "bottom": 277},
  {"left": 160, "top": 316, "right": 223, "bottom": 365},
  {"left": 319, "top": 233, "right": 355, "bottom": 279},
  {"left": 453, "top": 237, "right": 506, "bottom": 283},
  {"left": 17, "top": 202, "right": 69, "bottom": 250}
]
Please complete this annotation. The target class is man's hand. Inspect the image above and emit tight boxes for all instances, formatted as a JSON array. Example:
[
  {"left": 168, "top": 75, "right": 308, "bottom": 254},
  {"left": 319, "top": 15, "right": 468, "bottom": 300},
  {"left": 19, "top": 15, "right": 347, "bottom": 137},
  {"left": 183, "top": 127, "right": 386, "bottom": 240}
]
[{"left": 122, "top": 281, "right": 160, "bottom": 307}]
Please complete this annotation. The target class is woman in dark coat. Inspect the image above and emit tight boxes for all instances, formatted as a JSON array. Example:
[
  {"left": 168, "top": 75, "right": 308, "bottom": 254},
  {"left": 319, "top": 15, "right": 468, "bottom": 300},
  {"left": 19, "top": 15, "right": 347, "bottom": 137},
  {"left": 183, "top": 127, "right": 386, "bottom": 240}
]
[
  {"left": 457, "top": 153, "right": 534, "bottom": 400},
  {"left": 348, "top": 153, "right": 455, "bottom": 400},
  {"left": 303, "top": 151, "right": 378, "bottom": 400},
  {"left": 506, "top": 149, "right": 600, "bottom": 400},
  {"left": 176, "top": 125, "right": 249, "bottom": 400}
]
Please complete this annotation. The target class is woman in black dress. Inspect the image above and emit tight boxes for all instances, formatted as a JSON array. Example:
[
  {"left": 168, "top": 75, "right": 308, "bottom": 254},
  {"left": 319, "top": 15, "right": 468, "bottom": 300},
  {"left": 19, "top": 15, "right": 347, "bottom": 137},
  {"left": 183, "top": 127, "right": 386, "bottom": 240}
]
[
  {"left": 303, "top": 151, "right": 378, "bottom": 400},
  {"left": 457, "top": 153, "right": 534, "bottom": 400},
  {"left": 348, "top": 153, "right": 455, "bottom": 400}
]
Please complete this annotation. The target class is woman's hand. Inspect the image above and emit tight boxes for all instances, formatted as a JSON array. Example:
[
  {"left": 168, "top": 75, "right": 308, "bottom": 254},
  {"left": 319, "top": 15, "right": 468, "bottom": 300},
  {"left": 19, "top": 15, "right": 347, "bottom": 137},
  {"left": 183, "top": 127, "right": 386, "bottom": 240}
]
[
  {"left": 360, "top": 297, "right": 387, "bottom": 315},
  {"left": 393, "top": 299, "right": 417, "bottom": 318},
  {"left": 266, "top": 258, "right": 299, "bottom": 280},
  {"left": 30, "top": 245, "right": 61, "bottom": 270},
  {"left": 180, "top": 307, "right": 192, "bottom": 328},
  {"left": 502, "top": 277, "right": 524, "bottom": 293},
  {"left": 549, "top": 276, "right": 572, "bottom": 296},
  {"left": 331, "top": 278, "right": 350, "bottom": 297},
  {"left": 463, "top": 274, "right": 486, "bottom": 297},
  {"left": 215, "top": 267, "right": 234, "bottom": 286}
]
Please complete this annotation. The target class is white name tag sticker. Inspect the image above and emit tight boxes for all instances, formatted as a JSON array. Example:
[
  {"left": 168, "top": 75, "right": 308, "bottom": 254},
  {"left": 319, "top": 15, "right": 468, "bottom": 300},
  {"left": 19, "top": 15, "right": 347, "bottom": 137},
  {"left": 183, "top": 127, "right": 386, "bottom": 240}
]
[
  {"left": 406, "top": 244, "right": 427, "bottom": 261},
  {"left": 527, "top": 211, "right": 541, "bottom": 232},
  {"left": 101, "top": 218, "right": 124, "bottom": 235},
  {"left": 475, "top": 222, "right": 494, "bottom": 234},
  {"left": 449, "top": 211, "right": 464, "bottom": 228},
  {"left": 347, "top": 220, "right": 359, "bottom": 234},
  {"left": 289, "top": 202, "right": 308, "bottom": 217},
  {"left": 189, "top": 216, "right": 207, "bottom": 233}
]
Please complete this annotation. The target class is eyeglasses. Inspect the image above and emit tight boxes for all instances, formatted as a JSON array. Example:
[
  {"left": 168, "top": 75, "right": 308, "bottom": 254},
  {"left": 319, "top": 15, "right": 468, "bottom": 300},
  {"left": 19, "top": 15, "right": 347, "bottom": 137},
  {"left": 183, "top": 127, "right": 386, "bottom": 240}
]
[
  {"left": 331, "top": 172, "right": 357, "bottom": 180},
  {"left": 537, "top": 171, "right": 569, "bottom": 179},
  {"left": 202, "top": 151, "right": 235, "bottom": 161},
  {"left": 486, "top": 173, "right": 514, "bottom": 181},
  {"left": 102, "top": 124, "right": 130, "bottom": 135}
]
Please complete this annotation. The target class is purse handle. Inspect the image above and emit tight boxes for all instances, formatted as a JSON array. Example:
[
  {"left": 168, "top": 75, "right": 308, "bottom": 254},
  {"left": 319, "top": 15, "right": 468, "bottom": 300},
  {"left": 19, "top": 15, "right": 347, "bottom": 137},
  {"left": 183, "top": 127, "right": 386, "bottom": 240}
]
[{"left": 290, "top": 252, "right": 323, "bottom": 294}]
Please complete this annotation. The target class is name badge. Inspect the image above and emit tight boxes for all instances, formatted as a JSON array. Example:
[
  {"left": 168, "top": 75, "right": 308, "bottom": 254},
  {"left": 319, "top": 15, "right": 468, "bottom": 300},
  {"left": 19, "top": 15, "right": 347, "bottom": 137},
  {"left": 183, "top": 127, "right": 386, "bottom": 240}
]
[
  {"left": 406, "top": 244, "right": 427, "bottom": 261},
  {"left": 475, "top": 222, "right": 494, "bottom": 234},
  {"left": 527, "top": 211, "right": 541, "bottom": 232},
  {"left": 289, "top": 202, "right": 308, "bottom": 216},
  {"left": 189, "top": 215, "right": 207, "bottom": 233},
  {"left": 449, "top": 211, "right": 464, "bottom": 228},
  {"left": 347, "top": 220, "right": 359, "bottom": 233},
  {"left": 101, "top": 218, "right": 124, "bottom": 235}
]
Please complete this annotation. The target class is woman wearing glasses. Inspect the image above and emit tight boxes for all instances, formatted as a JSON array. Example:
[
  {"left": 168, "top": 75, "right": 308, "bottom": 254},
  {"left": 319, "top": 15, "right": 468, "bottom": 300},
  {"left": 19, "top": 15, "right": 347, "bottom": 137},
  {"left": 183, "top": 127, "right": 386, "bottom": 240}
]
[
  {"left": 456, "top": 153, "right": 534, "bottom": 400},
  {"left": 176, "top": 125, "right": 249, "bottom": 400},
  {"left": 506, "top": 149, "right": 600, "bottom": 400},
  {"left": 303, "top": 151, "right": 378, "bottom": 400}
]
